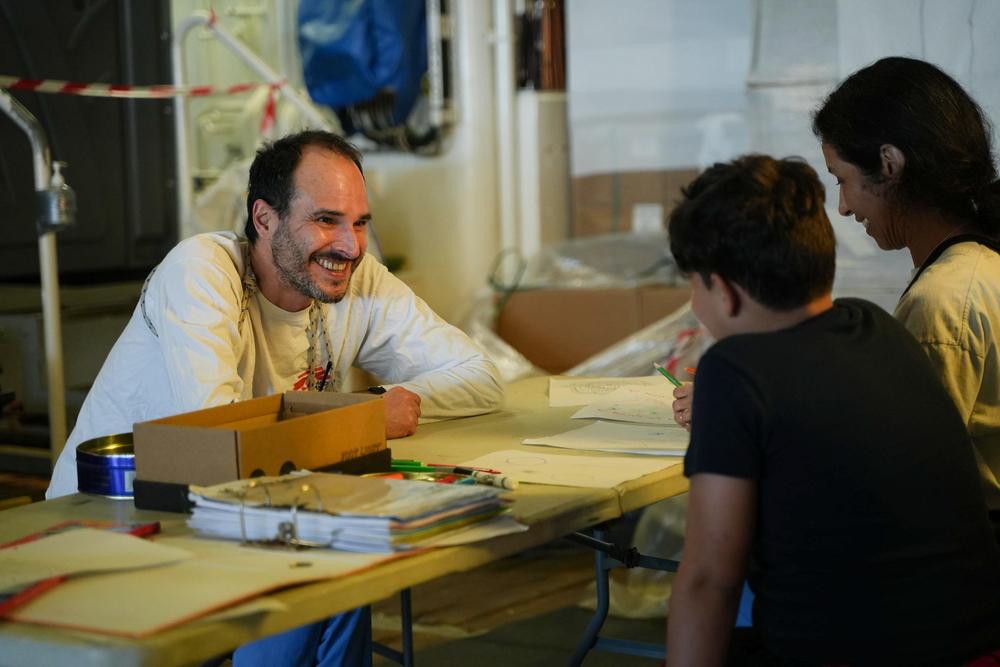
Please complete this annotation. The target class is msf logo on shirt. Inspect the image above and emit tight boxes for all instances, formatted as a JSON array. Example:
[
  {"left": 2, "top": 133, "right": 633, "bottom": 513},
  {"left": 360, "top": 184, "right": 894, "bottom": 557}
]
[{"left": 293, "top": 365, "right": 332, "bottom": 392}]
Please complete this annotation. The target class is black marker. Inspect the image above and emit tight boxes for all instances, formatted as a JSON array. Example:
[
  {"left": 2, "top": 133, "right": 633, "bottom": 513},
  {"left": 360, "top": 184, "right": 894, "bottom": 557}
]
[{"left": 317, "top": 361, "right": 333, "bottom": 392}]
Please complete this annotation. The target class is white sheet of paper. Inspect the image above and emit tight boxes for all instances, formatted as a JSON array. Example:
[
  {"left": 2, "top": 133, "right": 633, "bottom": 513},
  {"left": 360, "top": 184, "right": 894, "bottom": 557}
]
[
  {"left": 523, "top": 420, "right": 688, "bottom": 456},
  {"left": 548, "top": 376, "right": 662, "bottom": 407},
  {"left": 0, "top": 528, "right": 192, "bottom": 593},
  {"left": 459, "top": 449, "right": 677, "bottom": 488},
  {"left": 571, "top": 383, "right": 678, "bottom": 425}
]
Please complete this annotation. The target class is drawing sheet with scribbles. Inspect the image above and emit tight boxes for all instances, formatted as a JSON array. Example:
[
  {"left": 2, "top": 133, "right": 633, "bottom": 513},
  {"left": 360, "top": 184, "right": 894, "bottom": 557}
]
[{"left": 547, "top": 376, "right": 662, "bottom": 407}]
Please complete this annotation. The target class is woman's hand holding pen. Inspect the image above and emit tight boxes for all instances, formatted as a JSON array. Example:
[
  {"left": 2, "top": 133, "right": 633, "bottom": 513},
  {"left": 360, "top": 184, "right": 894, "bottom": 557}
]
[{"left": 672, "top": 367, "right": 696, "bottom": 432}]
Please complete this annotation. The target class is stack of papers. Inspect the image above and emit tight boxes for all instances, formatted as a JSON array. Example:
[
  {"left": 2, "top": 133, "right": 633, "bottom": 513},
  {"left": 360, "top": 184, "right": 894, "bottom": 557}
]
[
  {"left": 524, "top": 421, "right": 688, "bottom": 456},
  {"left": 188, "top": 473, "right": 512, "bottom": 553},
  {"left": 525, "top": 377, "right": 690, "bottom": 459},
  {"left": 460, "top": 449, "right": 679, "bottom": 488},
  {"left": 570, "top": 383, "right": 679, "bottom": 426}
]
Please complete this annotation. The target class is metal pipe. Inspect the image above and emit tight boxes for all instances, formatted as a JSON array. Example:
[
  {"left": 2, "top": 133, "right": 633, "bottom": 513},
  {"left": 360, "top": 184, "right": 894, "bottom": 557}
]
[
  {"left": 171, "top": 10, "right": 331, "bottom": 237},
  {"left": 0, "top": 90, "right": 50, "bottom": 185},
  {"left": 492, "top": 0, "right": 519, "bottom": 259},
  {"left": 37, "top": 233, "right": 67, "bottom": 464},
  {"left": 426, "top": 0, "right": 446, "bottom": 127},
  {"left": 0, "top": 90, "right": 68, "bottom": 464}
]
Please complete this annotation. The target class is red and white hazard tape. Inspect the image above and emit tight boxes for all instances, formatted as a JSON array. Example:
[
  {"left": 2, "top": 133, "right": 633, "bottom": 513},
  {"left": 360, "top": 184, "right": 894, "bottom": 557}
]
[{"left": 0, "top": 75, "right": 284, "bottom": 99}]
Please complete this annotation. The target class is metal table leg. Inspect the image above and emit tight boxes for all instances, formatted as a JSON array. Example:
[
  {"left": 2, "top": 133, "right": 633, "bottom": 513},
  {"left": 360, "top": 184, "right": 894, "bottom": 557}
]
[
  {"left": 567, "top": 524, "right": 678, "bottom": 665},
  {"left": 371, "top": 588, "right": 415, "bottom": 666}
]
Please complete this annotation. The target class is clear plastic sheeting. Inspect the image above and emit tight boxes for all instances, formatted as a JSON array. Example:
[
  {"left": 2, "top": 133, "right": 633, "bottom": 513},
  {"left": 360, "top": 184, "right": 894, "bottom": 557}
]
[
  {"left": 458, "top": 233, "right": 699, "bottom": 384},
  {"left": 566, "top": 302, "right": 706, "bottom": 378},
  {"left": 190, "top": 157, "right": 253, "bottom": 238},
  {"left": 580, "top": 494, "right": 690, "bottom": 620},
  {"left": 513, "top": 231, "right": 680, "bottom": 289},
  {"left": 459, "top": 288, "right": 544, "bottom": 384}
]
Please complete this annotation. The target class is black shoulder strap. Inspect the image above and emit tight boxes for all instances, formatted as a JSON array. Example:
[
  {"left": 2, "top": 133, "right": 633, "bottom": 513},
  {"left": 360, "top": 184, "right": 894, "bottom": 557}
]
[{"left": 901, "top": 234, "right": 1000, "bottom": 297}]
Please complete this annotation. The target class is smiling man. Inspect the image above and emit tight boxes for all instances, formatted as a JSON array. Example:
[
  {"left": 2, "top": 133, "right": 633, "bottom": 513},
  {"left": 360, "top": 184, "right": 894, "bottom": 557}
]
[
  {"left": 46, "top": 131, "right": 504, "bottom": 665},
  {"left": 49, "top": 130, "right": 503, "bottom": 497}
]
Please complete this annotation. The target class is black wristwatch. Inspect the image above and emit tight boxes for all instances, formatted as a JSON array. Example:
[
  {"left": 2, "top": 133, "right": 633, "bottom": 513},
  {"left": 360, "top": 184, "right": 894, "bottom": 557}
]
[{"left": 366, "top": 385, "right": 387, "bottom": 395}]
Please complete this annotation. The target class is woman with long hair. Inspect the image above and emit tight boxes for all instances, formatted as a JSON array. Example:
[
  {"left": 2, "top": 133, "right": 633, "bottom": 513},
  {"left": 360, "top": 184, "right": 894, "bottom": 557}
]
[{"left": 814, "top": 56, "right": 1000, "bottom": 537}]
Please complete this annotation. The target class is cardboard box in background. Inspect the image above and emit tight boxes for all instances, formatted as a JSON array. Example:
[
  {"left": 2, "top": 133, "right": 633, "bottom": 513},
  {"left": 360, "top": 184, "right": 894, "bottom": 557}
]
[
  {"left": 134, "top": 392, "right": 386, "bottom": 487},
  {"left": 572, "top": 169, "right": 700, "bottom": 237},
  {"left": 497, "top": 284, "right": 690, "bottom": 374}
]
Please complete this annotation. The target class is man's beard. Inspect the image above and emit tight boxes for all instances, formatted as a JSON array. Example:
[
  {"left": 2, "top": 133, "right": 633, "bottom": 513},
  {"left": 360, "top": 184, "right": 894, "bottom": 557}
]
[{"left": 270, "top": 219, "right": 354, "bottom": 304}]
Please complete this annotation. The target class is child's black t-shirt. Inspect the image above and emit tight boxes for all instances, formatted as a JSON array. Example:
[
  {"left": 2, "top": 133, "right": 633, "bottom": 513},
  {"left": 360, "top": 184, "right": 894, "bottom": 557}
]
[{"left": 685, "top": 298, "right": 1000, "bottom": 664}]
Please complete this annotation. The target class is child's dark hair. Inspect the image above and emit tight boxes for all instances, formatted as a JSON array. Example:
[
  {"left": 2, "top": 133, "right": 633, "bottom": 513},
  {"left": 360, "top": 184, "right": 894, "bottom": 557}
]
[
  {"left": 245, "top": 130, "right": 364, "bottom": 243},
  {"left": 668, "top": 154, "right": 835, "bottom": 311},
  {"left": 813, "top": 56, "right": 1000, "bottom": 235}
]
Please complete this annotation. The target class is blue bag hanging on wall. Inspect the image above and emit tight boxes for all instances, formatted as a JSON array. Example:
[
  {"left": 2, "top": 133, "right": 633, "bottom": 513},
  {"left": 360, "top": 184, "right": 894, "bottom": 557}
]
[{"left": 298, "top": 0, "right": 427, "bottom": 127}]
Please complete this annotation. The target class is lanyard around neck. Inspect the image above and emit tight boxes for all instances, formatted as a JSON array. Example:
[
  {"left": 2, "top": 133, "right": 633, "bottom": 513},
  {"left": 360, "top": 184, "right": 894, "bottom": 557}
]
[{"left": 244, "top": 244, "right": 335, "bottom": 392}]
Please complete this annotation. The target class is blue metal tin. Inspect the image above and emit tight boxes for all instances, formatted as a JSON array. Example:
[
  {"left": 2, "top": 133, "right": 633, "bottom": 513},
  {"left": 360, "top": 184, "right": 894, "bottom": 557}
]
[{"left": 76, "top": 433, "right": 135, "bottom": 499}]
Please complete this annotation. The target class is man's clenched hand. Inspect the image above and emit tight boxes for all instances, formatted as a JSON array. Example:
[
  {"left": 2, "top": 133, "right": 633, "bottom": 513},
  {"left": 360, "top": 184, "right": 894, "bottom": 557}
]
[{"left": 382, "top": 387, "right": 421, "bottom": 439}]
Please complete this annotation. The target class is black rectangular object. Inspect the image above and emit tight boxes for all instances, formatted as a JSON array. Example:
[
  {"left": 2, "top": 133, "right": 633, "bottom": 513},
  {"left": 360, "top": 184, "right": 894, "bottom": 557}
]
[{"left": 0, "top": 0, "right": 176, "bottom": 282}]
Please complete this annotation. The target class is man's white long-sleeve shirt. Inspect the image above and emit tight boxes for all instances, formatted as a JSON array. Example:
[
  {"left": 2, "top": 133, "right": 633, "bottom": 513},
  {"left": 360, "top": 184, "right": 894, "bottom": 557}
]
[{"left": 48, "top": 232, "right": 504, "bottom": 498}]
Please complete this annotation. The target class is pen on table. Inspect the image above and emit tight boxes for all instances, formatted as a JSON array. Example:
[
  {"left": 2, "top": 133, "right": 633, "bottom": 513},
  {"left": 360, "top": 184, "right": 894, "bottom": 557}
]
[
  {"left": 389, "top": 462, "right": 439, "bottom": 472},
  {"left": 453, "top": 468, "right": 519, "bottom": 490},
  {"left": 653, "top": 362, "right": 683, "bottom": 387},
  {"left": 389, "top": 460, "right": 516, "bottom": 489},
  {"left": 391, "top": 462, "right": 496, "bottom": 475},
  {"left": 391, "top": 459, "right": 503, "bottom": 475},
  {"left": 427, "top": 463, "right": 503, "bottom": 475}
]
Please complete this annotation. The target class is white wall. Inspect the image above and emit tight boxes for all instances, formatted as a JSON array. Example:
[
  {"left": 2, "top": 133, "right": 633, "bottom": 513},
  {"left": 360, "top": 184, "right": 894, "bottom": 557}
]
[
  {"left": 836, "top": 0, "right": 1000, "bottom": 145},
  {"left": 567, "top": 0, "right": 753, "bottom": 175},
  {"left": 565, "top": 0, "right": 1000, "bottom": 312}
]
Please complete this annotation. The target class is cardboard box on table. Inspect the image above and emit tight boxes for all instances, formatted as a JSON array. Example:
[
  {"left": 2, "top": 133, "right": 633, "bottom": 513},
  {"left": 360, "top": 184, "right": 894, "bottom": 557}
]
[
  {"left": 133, "top": 392, "right": 388, "bottom": 512},
  {"left": 497, "top": 284, "right": 690, "bottom": 374}
]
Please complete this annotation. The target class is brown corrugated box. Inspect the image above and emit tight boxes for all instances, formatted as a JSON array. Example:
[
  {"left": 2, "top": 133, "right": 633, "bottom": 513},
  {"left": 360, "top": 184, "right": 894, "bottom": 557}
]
[
  {"left": 133, "top": 392, "right": 386, "bottom": 487},
  {"left": 572, "top": 169, "right": 699, "bottom": 237},
  {"left": 497, "top": 284, "right": 690, "bottom": 374}
]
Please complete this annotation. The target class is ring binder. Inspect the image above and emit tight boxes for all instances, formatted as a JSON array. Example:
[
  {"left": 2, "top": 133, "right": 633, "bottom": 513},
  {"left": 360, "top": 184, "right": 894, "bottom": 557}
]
[
  {"left": 230, "top": 478, "right": 341, "bottom": 549},
  {"left": 301, "top": 483, "right": 324, "bottom": 513},
  {"left": 282, "top": 499, "right": 332, "bottom": 548},
  {"left": 188, "top": 472, "right": 513, "bottom": 553}
]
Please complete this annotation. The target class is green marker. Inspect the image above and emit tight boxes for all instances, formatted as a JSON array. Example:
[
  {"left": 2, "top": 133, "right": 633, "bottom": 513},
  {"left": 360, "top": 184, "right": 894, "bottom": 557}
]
[
  {"left": 390, "top": 464, "right": 439, "bottom": 472},
  {"left": 653, "top": 362, "right": 683, "bottom": 387},
  {"left": 391, "top": 459, "right": 422, "bottom": 466}
]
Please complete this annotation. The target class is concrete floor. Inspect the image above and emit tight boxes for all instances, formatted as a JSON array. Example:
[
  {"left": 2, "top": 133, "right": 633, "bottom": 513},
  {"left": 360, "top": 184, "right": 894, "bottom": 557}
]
[
  {"left": 397, "top": 606, "right": 664, "bottom": 666},
  {"left": 368, "top": 519, "right": 668, "bottom": 665}
]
